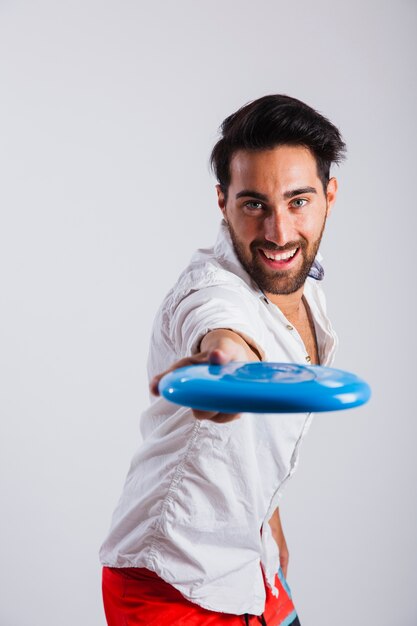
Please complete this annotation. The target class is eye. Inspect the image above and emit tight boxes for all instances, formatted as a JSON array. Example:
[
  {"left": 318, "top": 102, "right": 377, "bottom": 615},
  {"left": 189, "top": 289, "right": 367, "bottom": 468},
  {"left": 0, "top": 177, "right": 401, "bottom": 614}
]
[
  {"left": 244, "top": 201, "right": 264, "bottom": 211},
  {"left": 291, "top": 198, "right": 308, "bottom": 208}
]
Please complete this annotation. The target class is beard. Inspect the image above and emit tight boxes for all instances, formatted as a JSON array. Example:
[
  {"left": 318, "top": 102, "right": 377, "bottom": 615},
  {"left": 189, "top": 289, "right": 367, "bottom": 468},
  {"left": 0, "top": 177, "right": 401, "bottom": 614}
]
[{"left": 227, "top": 219, "right": 326, "bottom": 295}]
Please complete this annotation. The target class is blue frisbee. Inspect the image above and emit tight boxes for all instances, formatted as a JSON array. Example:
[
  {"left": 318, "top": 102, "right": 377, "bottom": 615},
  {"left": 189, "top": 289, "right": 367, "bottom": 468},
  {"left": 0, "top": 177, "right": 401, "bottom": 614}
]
[{"left": 158, "top": 362, "right": 371, "bottom": 414}]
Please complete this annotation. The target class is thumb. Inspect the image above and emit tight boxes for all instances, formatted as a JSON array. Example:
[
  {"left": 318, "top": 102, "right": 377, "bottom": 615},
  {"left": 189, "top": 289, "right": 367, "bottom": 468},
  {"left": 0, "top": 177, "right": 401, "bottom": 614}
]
[{"left": 207, "top": 349, "right": 231, "bottom": 365}]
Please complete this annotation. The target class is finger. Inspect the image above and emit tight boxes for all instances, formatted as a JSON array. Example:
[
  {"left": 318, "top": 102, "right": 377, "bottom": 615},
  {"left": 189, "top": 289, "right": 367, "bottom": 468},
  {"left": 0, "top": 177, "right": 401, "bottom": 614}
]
[
  {"left": 193, "top": 408, "right": 241, "bottom": 423},
  {"left": 192, "top": 408, "right": 218, "bottom": 420},
  {"left": 210, "top": 412, "right": 241, "bottom": 424},
  {"left": 149, "top": 352, "right": 210, "bottom": 396},
  {"left": 208, "top": 349, "right": 230, "bottom": 365},
  {"left": 150, "top": 372, "right": 168, "bottom": 396}
]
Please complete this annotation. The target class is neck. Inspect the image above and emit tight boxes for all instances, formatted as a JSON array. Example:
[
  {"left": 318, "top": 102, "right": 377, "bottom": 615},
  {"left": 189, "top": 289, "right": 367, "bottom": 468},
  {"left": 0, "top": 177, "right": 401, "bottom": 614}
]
[{"left": 264, "top": 285, "right": 305, "bottom": 319}]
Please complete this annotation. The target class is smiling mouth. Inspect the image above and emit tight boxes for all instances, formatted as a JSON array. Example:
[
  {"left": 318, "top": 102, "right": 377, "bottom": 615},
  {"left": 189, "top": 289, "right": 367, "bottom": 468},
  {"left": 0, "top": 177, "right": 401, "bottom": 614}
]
[{"left": 259, "top": 247, "right": 299, "bottom": 264}]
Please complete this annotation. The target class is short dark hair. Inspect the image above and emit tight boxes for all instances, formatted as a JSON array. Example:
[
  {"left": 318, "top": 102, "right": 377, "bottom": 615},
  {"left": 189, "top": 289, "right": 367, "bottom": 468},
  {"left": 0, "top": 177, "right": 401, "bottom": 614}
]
[{"left": 210, "top": 94, "right": 346, "bottom": 197}]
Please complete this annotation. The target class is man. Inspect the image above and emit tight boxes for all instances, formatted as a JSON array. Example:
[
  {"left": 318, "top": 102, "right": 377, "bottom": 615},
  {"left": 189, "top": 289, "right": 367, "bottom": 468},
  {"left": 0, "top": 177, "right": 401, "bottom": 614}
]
[{"left": 100, "top": 94, "right": 346, "bottom": 625}]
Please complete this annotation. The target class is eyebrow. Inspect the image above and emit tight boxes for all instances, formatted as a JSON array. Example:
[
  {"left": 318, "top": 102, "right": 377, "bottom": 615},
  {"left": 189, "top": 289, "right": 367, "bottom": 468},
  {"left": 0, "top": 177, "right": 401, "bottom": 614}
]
[
  {"left": 235, "top": 186, "right": 317, "bottom": 201},
  {"left": 283, "top": 186, "right": 317, "bottom": 199},
  {"left": 235, "top": 189, "right": 269, "bottom": 201}
]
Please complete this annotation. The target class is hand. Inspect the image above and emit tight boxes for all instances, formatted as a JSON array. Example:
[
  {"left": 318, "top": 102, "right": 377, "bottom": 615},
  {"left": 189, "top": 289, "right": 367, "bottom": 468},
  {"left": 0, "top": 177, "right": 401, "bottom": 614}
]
[{"left": 150, "top": 329, "right": 259, "bottom": 424}]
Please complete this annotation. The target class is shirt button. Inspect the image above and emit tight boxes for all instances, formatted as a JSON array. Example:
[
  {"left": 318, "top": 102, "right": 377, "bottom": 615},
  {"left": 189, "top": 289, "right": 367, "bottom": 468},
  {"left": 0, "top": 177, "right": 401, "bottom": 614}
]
[
  {"left": 305, "top": 355, "right": 311, "bottom": 363},
  {"left": 286, "top": 324, "right": 293, "bottom": 330}
]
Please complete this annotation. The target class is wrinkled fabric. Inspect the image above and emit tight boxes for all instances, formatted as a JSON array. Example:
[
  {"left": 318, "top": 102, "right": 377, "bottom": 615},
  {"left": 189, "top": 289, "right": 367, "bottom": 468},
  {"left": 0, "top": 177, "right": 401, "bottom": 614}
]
[{"left": 100, "top": 220, "right": 338, "bottom": 616}]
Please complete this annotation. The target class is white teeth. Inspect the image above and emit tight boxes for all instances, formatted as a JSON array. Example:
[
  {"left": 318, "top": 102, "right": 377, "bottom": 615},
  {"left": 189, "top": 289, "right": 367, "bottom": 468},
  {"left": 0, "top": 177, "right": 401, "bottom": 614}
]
[{"left": 263, "top": 248, "right": 298, "bottom": 261}]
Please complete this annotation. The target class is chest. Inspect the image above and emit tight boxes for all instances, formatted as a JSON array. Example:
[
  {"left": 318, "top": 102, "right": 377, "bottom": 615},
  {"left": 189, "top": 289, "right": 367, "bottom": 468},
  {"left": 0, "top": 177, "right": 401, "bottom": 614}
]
[
  {"left": 293, "top": 317, "right": 319, "bottom": 364},
  {"left": 286, "top": 300, "right": 320, "bottom": 365}
]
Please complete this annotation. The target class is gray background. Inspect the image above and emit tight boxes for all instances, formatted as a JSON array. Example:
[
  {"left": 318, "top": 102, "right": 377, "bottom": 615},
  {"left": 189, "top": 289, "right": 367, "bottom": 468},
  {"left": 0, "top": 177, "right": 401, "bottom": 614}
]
[{"left": 1, "top": 1, "right": 416, "bottom": 624}]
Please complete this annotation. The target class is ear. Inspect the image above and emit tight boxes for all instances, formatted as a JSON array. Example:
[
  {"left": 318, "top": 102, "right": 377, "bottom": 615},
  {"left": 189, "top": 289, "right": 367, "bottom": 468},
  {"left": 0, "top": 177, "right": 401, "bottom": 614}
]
[
  {"left": 216, "top": 184, "right": 228, "bottom": 221},
  {"left": 326, "top": 177, "right": 338, "bottom": 217}
]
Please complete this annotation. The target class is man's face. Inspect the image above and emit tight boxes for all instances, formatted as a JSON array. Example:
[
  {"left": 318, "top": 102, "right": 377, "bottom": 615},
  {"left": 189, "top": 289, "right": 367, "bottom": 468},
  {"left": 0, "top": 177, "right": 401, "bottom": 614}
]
[{"left": 217, "top": 145, "right": 338, "bottom": 297}]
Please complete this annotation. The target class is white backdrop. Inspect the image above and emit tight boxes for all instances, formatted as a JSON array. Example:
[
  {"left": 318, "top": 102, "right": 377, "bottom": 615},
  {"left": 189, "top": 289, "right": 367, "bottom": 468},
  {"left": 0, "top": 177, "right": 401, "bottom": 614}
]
[{"left": 1, "top": 1, "right": 416, "bottom": 625}]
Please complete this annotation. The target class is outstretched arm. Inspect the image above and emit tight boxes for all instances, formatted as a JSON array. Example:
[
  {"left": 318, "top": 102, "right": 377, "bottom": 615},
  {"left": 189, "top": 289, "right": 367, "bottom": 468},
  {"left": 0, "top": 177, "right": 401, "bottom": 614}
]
[{"left": 150, "top": 328, "right": 260, "bottom": 423}]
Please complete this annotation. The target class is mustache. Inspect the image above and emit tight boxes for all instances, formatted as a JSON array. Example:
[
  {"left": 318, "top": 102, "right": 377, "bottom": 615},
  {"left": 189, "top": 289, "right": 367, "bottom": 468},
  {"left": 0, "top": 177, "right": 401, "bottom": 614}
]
[{"left": 250, "top": 240, "right": 306, "bottom": 252}]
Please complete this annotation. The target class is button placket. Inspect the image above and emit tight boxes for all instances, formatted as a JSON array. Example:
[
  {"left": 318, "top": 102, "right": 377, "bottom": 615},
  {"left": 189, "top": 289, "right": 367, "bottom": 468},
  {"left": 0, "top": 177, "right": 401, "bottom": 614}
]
[
  {"left": 262, "top": 295, "right": 312, "bottom": 362},
  {"left": 282, "top": 318, "right": 312, "bottom": 364}
]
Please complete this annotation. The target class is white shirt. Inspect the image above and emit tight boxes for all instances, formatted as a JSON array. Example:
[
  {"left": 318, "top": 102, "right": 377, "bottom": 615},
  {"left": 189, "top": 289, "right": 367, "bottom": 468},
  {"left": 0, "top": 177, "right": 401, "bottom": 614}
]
[{"left": 99, "top": 221, "right": 338, "bottom": 616}]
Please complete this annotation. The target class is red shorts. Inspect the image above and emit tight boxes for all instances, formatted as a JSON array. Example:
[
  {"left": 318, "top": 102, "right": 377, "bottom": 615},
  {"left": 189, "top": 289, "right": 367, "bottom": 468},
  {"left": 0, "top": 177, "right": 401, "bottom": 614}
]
[{"left": 102, "top": 566, "right": 298, "bottom": 625}]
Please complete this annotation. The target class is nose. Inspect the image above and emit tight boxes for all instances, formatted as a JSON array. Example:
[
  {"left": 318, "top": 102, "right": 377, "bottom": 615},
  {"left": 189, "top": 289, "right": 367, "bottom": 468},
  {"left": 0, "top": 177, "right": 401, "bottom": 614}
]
[{"left": 263, "top": 210, "right": 292, "bottom": 247}]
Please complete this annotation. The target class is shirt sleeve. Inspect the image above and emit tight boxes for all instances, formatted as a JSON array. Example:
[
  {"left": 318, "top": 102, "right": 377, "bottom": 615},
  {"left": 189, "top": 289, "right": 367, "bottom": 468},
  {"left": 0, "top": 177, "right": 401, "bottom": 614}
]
[{"left": 170, "top": 284, "right": 266, "bottom": 360}]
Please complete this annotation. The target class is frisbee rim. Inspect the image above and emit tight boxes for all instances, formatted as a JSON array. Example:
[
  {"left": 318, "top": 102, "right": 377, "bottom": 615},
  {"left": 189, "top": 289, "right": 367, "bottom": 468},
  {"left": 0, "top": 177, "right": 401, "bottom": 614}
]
[{"left": 158, "top": 362, "right": 371, "bottom": 414}]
